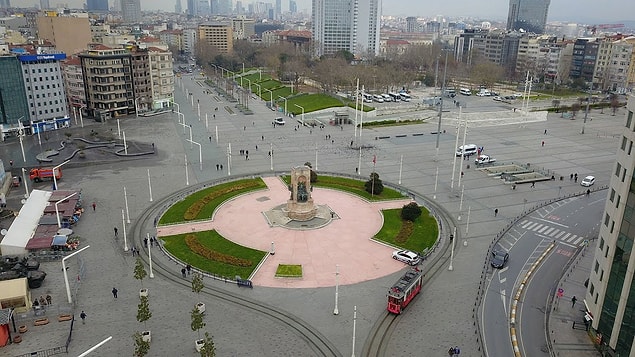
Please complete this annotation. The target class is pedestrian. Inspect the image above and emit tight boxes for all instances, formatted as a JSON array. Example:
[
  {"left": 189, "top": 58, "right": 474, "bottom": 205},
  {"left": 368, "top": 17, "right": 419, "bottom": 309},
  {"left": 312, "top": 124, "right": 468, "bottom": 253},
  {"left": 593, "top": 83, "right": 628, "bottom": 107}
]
[
  {"left": 209, "top": 136, "right": 212, "bottom": 142},
  {"left": 112, "top": 287, "right": 118, "bottom": 298},
  {"left": 572, "top": 295, "right": 577, "bottom": 307},
  {"left": 92, "top": 202, "right": 96, "bottom": 211},
  {"left": 574, "top": 173, "right": 578, "bottom": 180},
  {"left": 262, "top": 135, "right": 264, "bottom": 141},
  {"left": 268, "top": 151, "right": 271, "bottom": 157},
  {"left": 114, "top": 227, "right": 118, "bottom": 237},
  {"left": 151, "top": 143, "right": 155, "bottom": 150},
  {"left": 544, "top": 129, "right": 547, "bottom": 135},
  {"left": 144, "top": 237, "right": 148, "bottom": 248},
  {"left": 131, "top": 247, "right": 135, "bottom": 256},
  {"left": 331, "top": 139, "right": 334, "bottom": 144},
  {"left": 341, "top": 126, "right": 343, "bottom": 131},
  {"left": 243, "top": 126, "right": 246, "bottom": 131},
  {"left": 350, "top": 140, "right": 354, "bottom": 147},
  {"left": 46, "top": 294, "right": 52, "bottom": 305},
  {"left": 216, "top": 164, "right": 219, "bottom": 170},
  {"left": 181, "top": 267, "right": 187, "bottom": 278},
  {"left": 246, "top": 154, "right": 249, "bottom": 160},
  {"left": 570, "top": 173, "right": 573, "bottom": 180},
  {"left": 255, "top": 145, "right": 258, "bottom": 150},
  {"left": 448, "top": 347, "right": 455, "bottom": 356},
  {"left": 574, "top": 176, "right": 578, "bottom": 183},
  {"left": 494, "top": 208, "right": 498, "bottom": 217},
  {"left": 587, "top": 189, "right": 591, "bottom": 196},
  {"left": 531, "top": 181, "right": 535, "bottom": 188},
  {"left": 246, "top": 150, "right": 249, "bottom": 156},
  {"left": 220, "top": 164, "right": 223, "bottom": 170},
  {"left": 80, "top": 310, "right": 87, "bottom": 324},
  {"left": 9, "top": 160, "right": 13, "bottom": 167},
  {"left": 541, "top": 140, "right": 545, "bottom": 147},
  {"left": 454, "top": 346, "right": 460, "bottom": 355},
  {"left": 186, "top": 264, "right": 191, "bottom": 275}
]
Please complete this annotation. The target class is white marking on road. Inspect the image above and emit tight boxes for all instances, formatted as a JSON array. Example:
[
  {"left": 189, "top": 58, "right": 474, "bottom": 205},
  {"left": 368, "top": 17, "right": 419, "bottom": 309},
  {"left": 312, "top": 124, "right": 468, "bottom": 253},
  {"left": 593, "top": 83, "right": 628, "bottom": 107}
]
[
  {"left": 532, "top": 224, "right": 544, "bottom": 231},
  {"left": 566, "top": 235, "right": 578, "bottom": 243},
  {"left": 549, "top": 229, "right": 560, "bottom": 237},
  {"left": 544, "top": 227, "right": 555, "bottom": 235},
  {"left": 532, "top": 217, "right": 570, "bottom": 228},
  {"left": 538, "top": 226, "right": 549, "bottom": 233}
]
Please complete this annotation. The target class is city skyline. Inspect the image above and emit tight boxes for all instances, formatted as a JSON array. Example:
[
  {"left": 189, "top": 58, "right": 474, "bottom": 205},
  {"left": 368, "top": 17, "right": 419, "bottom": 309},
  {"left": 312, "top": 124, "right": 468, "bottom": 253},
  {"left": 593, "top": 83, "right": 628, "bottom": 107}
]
[{"left": 17, "top": 0, "right": 635, "bottom": 23}]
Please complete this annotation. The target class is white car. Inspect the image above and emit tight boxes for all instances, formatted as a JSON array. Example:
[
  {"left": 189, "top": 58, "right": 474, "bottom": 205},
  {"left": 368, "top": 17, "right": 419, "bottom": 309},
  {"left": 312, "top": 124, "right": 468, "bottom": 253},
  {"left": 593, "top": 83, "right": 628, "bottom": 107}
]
[
  {"left": 273, "top": 117, "right": 285, "bottom": 125},
  {"left": 392, "top": 250, "right": 421, "bottom": 265},
  {"left": 580, "top": 176, "right": 595, "bottom": 187}
]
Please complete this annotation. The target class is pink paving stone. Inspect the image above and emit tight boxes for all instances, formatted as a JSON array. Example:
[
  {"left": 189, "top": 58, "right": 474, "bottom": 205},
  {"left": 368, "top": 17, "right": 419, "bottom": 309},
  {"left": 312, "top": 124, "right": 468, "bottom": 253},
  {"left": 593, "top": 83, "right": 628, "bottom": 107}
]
[{"left": 157, "top": 176, "right": 415, "bottom": 288}]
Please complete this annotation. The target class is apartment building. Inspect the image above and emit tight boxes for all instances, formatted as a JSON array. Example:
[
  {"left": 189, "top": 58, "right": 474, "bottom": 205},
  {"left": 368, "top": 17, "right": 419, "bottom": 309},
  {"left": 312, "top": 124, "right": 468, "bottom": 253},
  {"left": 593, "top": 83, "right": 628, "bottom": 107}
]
[
  {"left": 36, "top": 13, "right": 92, "bottom": 55},
  {"left": 148, "top": 47, "right": 174, "bottom": 109},
  {"left": 60, "top": 55, "right": 85, "bottom": 113},
  {"left": 18, "top": 51, "right": 69, "bottom": 123},
  {"left": 198, "top": 22, "right": 233, "bottom": 53},
  {"left": 570, "top": 38, "right": 600, "bottom": 84},
  {"left": 594, "top": 37, "right": 635, "bottom": 93},
  {"left": 231, "top": 17, "right": 256, "bottom": 40}
]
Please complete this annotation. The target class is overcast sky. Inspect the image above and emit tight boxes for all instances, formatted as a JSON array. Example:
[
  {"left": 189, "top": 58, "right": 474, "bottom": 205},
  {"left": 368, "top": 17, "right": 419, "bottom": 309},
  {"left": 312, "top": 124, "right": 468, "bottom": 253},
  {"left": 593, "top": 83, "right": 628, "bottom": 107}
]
[{"left": 22, "top": 0, "right": 635, "bottom": 23}]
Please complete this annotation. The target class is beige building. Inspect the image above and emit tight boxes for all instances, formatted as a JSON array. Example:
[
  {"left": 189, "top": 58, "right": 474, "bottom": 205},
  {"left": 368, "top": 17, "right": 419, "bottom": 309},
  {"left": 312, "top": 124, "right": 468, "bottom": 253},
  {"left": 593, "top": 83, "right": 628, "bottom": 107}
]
[
  {"left": 231, "top": 17, "right": 255, "bottom": 40},
  {"left": 594, "top": 36, "right": 635, "bottom": 93},
  {"left": 36, "top": 15, "right": 91, "bottom": 55},
  {"left": 198, "top": 22, "right": 233, "bottom": 53},
  {"left": 60, "top": 55, "right": 85, "bottom": 112},
  {"left": 148, "top": 47, "right": 174, "bottom": 109}
]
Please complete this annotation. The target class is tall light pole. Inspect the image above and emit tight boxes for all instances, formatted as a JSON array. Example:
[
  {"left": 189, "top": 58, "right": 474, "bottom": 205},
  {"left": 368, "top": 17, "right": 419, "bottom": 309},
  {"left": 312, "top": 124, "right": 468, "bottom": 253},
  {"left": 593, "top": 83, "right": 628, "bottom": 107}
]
[
  {"left": 55, "top": 192, "right": 78, "bottom": 228},
  {"left": 121, "top": 209, "right": 128, "bottom": 251},
  {"left": 294, "top": 104, "right": 305, "bottom": 125},
  {"left": 187, "top": 139, "right": 203, "bottom": 171},
  {"left": 147, "top": 233, "right": 154, "bottom": 278},
  {"left": 278, "top": 96, "right": 287, "bottom": 115},
  {"left": 263, "top": 88, "right": 273, "bottom": 107},
  {"left": 52, "top": 160, "right": 70, "bottom": 191},
  {"left": 147, "top": 169, "right": 153, "bottom": 202},
  {"left": 270, "top": 142, "right": 273, "bottom": 171},
  {"left": 227, "top": 143, "right": 232, "bottom": 175},
  {"left": 185, "top": 154, "right": 189, "bottom": 186},
  {"left": 21, "top": 168, "right": 29, "bottom": 198},
  {"left": 449, "top": 226, "right": 456, "bottom": 271},
  {"left": 333, "top": 265, "right": 340, "bottom": 315},
  {"left": 62, "top": 245, "right": 90, "bottom": 304},
  {"left": 581, "top": 82, "right": 592, "bottom": 134},
  {"left": 253, "top": 83, "right": 261, "bottom": 97},
  {"left": 123, "top": 187, "right": 130, "bottom": 223},
  {"left": 351, "top": 306, "right": 357, "bottom": 357},
  {"left": 17, "top": 119, "right": 26, "bottom": 163}
]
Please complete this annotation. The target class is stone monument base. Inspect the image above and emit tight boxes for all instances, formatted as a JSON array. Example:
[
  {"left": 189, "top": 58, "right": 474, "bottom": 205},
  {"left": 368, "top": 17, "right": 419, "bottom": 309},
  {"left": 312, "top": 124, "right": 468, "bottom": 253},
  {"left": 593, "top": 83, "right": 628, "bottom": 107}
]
[{"left": 286, "top": 199, "right": 317, "bottom": 221}]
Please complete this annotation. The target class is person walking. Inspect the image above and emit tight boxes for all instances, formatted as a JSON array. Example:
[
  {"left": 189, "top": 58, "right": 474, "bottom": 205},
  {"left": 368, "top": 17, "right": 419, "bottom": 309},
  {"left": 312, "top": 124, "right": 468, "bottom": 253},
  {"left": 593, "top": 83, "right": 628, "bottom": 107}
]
[
  {"left": 572, "top": 296, "right": 577, "bottom": 308},
  {"left": 112, "top": 287, "right": 118, "bottom": 298},
  {"left": 181, "top": 267, "right": 187, "bottom": 278},
  {"left": 186, "top": 264, "right": 192, "bottom": 275},
  {"left": 91, "top": 202, "right": 96, "bottom": 211},
  {"left": 80, "top": 310, "right": 87, "bottom": 324},
  {"left": 494, "top": 208, "right": 498, "bottom": 217},
  {"left": 114, "top": 227, "right": 118, "bottom": 237}
]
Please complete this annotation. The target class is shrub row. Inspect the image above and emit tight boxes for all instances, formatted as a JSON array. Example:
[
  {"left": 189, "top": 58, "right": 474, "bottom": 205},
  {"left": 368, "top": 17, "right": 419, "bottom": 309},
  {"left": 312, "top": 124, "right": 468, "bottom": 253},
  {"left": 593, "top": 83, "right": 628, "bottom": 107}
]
[
  {"left": 184, "top": 234, "right": 252, "bottom": 267},
  {"left": 183, "top": 181, "right": 260, "bottom": 220},
  {"left": 394, "top": 220, "right": 414, "bottom": 244}
]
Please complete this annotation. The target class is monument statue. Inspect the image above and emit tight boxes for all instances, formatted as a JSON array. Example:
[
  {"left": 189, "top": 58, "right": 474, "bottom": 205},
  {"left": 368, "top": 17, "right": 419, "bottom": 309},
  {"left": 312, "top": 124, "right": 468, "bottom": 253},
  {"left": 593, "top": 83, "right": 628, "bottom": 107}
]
[{"left": 286, "top": 166, "right": 317, "bottom": 221}]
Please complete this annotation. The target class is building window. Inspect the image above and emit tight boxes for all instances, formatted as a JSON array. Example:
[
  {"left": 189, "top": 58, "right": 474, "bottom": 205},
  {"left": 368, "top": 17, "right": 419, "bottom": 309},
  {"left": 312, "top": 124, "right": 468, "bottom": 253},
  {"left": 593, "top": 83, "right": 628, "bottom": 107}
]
[
  {"left": 622, "top": 136, "right": 628, "bottom": 150},
  {"left": 604, "top": 214, "right": 610, "bottom": 227},
  {"left": 616, "top": 195, "right": 621, "bottom": 208},
  {"left": 616, "top": 163, "right": 622, "bottom": 177},
  {"left": 629, "top": 141, "right": 633, "bottom": 155},
  {"left": 595, "top": 260, "right": 599, "bottom": 273},
  {"left": 628, "top": 111, "right": 634, "bottom": 129},
  {"left": 610, "top": 221, "right": 615, "bottom": 233},
  {"left": 600, "top": 269, "right": 604, "bottom": 282},
  {"left": 610, "top": 189, "right": 616, "bottom": 202},
  {"left": 590, "top": 282, "right": 595, "bottom": 296}
]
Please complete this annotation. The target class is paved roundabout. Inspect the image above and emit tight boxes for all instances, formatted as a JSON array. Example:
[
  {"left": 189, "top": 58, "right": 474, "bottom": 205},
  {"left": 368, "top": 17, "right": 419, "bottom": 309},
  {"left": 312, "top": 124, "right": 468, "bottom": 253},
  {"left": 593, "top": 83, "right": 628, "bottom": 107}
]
[{"left": 156, "top": 176, "right": 422, "bottom": 288}]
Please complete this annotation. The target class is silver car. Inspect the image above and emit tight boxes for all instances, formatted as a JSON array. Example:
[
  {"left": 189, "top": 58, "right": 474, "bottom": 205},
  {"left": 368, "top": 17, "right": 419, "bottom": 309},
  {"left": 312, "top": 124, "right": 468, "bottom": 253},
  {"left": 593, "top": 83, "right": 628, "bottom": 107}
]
[{"left": 392, "top": 250, "right": 421, "bottom": 265}]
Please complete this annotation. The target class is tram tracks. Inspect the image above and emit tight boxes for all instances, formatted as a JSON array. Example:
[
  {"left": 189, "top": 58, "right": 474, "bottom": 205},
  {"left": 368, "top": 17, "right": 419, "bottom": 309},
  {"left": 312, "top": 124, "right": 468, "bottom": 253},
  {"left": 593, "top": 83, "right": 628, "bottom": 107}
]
[
  {"left": 361, "top": 200, "right": 456, "bottom": 357},
  {"left": 131, "top": 188, "right": 341, "bottom": 357}
]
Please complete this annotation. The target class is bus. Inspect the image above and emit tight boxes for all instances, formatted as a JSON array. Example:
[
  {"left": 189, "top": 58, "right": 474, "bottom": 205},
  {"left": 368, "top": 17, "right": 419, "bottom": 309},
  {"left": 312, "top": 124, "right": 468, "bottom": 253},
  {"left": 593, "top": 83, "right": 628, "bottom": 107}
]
[
  {"left": 460, "top": 88, "right": 472, "bottom": 96},
  {"left": 361, "top": 93, "right": 373, "bottom": 103},
  {"left": 399, "top": 92, "right": 412, "bottom": 102},
  {"left": 388, "top": 92, "right": 401, "bottom": 102}
]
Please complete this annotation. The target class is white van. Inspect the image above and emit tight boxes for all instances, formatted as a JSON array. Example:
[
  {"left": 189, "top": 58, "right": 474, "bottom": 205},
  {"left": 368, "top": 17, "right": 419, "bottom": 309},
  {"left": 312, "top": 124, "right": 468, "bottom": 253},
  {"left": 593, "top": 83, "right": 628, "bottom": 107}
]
[
  {"left": 460, "top": 88, "right": 472, "bottom": 96},
  {"left": 456, "top": 144, "right": 478, "bottom": 157}
]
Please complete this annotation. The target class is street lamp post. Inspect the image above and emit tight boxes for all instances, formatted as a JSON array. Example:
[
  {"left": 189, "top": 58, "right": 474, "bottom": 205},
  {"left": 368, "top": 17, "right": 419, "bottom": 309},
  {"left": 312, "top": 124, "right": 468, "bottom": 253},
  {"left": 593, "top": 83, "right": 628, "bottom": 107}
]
[
  {"left": 147, "top": 169, "right": 153, "bottom": 202},
  {"left": 449, "top": 226, "right": 456, "bottom": 271},
  {"left": 263, "top": 88, "right": 273, "bottom": 107},
  {"left": 21, "top": 168, "right": 29, "bottom": 198},
  {"left": 187, "top": 139, "right": 203, "bottom": 171},
  {"left": 147, "top": 233, "right": 154, "bottom": 278},
  {"left": 52, "top": 160, "right": 70, "bottom": 191},
  {"left": 581, "top": 83, "right": 592, "bottom": 134},
  {"left": 62, "top": 245, "right": 89, "bottom": 304},
  {"left": 55, "top": 192, "right": 78, "bottom": 228},
  {"left": 294, "top": 104, "right": 305, "bottom": 125},
  {"left": 334, "top": 264, "right": 340, "bottom": 315},
  {"left": 278, "top": 96, "right": 287, "bottom": 115},
  {"left": 121, "top": 209, "right": 128, "bottom": 251},
  {"left": 123, "top": 186, "right": 130, "bottom": 223},
  {"left": 253, "top": 83, "right": 261, "bottom": 97}
]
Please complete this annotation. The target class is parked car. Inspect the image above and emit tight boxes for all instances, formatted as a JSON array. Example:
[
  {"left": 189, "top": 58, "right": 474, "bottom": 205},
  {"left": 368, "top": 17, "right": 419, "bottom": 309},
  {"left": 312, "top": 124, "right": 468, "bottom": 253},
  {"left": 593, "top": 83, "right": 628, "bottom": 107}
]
[
  {"left": 581, "top": 176, "right": 596, "bottom": 187},
  {"left": 491, "top": 250, "right": 509, "bottom": 268},
  {"left": 392, "top": 250, "right": 421, "bottom": 266},
  {"left": 273, "top": 117, "right": 286, "bottom": 125},
  {"left": 492, "top": 96, "right": 503, "bottom": 102},
  {"left": 475, "top": 155, "right": 496, "bottom": 165}
]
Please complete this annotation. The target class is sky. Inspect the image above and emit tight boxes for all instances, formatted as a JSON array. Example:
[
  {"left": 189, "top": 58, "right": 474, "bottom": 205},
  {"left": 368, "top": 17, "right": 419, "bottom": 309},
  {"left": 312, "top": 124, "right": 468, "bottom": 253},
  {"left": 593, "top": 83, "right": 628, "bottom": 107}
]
[{"left": 20, "top": 0, "right": 635, "bottom": 24}]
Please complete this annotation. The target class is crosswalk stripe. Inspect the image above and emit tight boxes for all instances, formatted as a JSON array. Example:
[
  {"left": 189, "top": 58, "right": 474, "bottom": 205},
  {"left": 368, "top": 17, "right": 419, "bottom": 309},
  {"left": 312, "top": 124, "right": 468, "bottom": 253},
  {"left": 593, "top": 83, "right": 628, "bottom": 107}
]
[
  {"left": 572, "top": 236, "right": 584, "bottom": 245},
  {"left": 538, "top": 226, "right": 549, "bottom": 233},
  {"left": 555, "top": 231, "right": 566, "bottom": 238},
  {"left": 549, "top": 229, "right": 560, "bottom": 237},
  {"left": 544, "top": 227, "right": 555, "bottom": 235},
  {"left": 566, "top": 235, "right": 578, "bottom": 243},
  {"left": 532, "top": 224, "right": 544, "bottom": 231},
  {"left": 561, "top": 233, "right": 571, "bottom": 240}
]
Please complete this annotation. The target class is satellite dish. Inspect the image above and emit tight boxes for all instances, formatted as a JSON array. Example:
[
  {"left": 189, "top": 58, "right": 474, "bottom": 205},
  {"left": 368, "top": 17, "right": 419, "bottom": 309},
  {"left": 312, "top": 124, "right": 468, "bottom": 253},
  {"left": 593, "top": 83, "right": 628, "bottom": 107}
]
[{"left": 1, "top": 229, "right": 7, "bottom": 236}]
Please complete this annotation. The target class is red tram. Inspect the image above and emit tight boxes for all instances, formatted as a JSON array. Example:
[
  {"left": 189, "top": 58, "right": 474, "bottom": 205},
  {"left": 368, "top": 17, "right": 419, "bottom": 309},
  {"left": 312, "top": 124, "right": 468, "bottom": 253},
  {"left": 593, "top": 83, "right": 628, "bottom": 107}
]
[{"left": 387, "top": 268, "right": 423, "bottom": 314}]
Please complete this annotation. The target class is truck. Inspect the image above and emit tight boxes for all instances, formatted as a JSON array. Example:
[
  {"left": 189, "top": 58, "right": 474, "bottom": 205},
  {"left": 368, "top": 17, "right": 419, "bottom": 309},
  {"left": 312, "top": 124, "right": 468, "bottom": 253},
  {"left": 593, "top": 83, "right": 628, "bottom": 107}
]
[
  {"left": 475, "top": 155, "right": 496, "bottom": 165},
  {"left": 29, "top": 167, "right": 62, "bottom": 182}
]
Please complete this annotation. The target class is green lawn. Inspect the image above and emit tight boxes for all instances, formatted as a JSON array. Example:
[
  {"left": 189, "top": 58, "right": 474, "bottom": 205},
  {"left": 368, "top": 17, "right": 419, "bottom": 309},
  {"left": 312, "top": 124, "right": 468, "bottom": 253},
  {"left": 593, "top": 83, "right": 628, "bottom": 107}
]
[
  {"left": 283, "top": 175, "right": 405, "bottom": 201},
  {"left": 162, "top": 231, "right": 266, "bottom": 279},
  {"left": 374, "top": 208, "right": 438, "bottom": 252},
  {"left": 275, "top": 264, "right": 303, "bottom": 277},
  {"left": 159, "top": 178, "right": 266, "bottom": 225},
  {"left": 287, "top": 93, "right": 346, "bottom": 114}
]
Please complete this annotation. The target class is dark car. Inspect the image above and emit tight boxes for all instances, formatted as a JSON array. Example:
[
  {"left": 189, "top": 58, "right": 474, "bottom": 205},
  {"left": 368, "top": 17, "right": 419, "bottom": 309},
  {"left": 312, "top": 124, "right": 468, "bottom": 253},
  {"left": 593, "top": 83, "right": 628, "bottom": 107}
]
[{"left": 491, "top": 250, "right": 509, "bottom": 268}]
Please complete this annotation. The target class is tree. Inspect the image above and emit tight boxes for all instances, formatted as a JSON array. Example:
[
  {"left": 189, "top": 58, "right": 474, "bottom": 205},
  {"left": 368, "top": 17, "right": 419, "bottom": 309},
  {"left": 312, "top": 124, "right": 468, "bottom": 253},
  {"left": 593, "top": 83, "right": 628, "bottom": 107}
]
[
  {"left": 133, "top": 331, "right": 150, "bottom": 357},
  {"left": 551, "top": 99, "right": 561, "bottom": 112},
  {"left": 191, "top": 306, "right": 206, "bottom": 339},
  {"left": 191, "top": 272, "right": 204, "bottom": 295},
  {"left": 571, "top": 102, "right": 581, "bottom": 117},
  {"left": 134, "top": 258, "right": 148, "bottom": 288},
  {"left": 304, "top": 162, "right": 318, "bottom": 183},
  {"left": 401, "top": 202, "right": 422, "bottom": 222},
  {"left": 199, "top": 332, "right": 216, "bottom": 357},
  {"left": 137, "top": 295, "right": 152, "bottom": 329},
  {"left": 365, "top": 172, "right": 384, "bottom": 195}
]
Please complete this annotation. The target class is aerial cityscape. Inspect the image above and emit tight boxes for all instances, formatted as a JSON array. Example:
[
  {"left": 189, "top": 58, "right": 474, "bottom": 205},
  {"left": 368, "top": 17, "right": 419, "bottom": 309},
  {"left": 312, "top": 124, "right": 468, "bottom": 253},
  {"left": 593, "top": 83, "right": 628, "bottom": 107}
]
[{"left": 0, "top": 0, "right": 634, "bottom": 356}]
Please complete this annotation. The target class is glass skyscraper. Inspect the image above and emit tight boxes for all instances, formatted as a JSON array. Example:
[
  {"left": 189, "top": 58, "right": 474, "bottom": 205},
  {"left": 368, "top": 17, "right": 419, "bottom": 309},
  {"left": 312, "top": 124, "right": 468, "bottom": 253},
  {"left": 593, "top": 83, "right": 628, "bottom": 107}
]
[
  {"left": 506, "top": 0, "right": 550, "bottom": 34},
  {"left": 0, "top": 56, "right": 29, "bottom": 128},
  {"left": 587, "top": 95, "right": 635, "bottom": 356}
]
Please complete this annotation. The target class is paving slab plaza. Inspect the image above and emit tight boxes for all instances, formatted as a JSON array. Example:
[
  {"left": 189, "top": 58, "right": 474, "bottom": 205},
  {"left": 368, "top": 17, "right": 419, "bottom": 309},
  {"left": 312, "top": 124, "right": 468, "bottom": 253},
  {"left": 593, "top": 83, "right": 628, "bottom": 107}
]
[{"left": 1, "top": 76, "right": 625, "bottom": 356}]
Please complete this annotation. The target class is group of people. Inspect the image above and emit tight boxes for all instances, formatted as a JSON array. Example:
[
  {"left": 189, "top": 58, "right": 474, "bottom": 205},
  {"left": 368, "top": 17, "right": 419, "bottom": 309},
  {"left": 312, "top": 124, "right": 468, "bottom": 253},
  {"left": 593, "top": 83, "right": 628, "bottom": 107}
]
[
  {"left": 143, "top": 236, "right": 158, "bottom": 248},
  {"left": 33, "top": 294, "right": 52, "bottom": 307},
  {"left": 448, "top": 346, "right": 461, "bottom": 356}
]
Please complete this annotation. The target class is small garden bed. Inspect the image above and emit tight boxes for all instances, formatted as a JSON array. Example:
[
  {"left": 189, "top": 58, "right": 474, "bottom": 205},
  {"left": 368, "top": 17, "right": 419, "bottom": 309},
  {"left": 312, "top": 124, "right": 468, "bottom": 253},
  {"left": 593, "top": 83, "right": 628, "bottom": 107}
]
[
  {"left": 373, "top": 207, "right": 438, "bottom": 252},
  {"left": 275, "top": 264, "right": 303, "bottom": 278}
]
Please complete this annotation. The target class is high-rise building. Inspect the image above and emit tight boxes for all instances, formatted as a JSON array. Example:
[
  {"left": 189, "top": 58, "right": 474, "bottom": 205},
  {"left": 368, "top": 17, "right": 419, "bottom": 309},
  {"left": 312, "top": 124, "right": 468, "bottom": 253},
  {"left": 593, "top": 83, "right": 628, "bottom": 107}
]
[
  {"left": 187, "top": 0, "right": 196, "bottom": 16},
  {"left": 36, "top": 14, "right": 92, "bottom": 55},
  {"left": 198, "top": 22, "right": 233, "bottom": 53},
  {"left": 586, "top": 94, "right": 635, "bottom": 357},
  {"left": 506, "top": 0, "right": 550, "bottom": 34},
  {"left": 569, "top": 38, "right": 600, "bottom": 83},
  {"left": 275, "top": 0, "right": 281, "bottom": 18},
  {"left": 197, "top": 0, "right": 210, "bottom": 16},
  {"left": 0, "top": 55, "right": 29, "bottom": 133},
  {"left": 40, "top": 0, "right": 50, "bottom": 9},
  {"left": 0, "top": 0, "right": 11, "bottom": 9},
  {"left": 175, "top": 0, "right": 182, "bottom": 13},
  {"left": 121, "top": 0, "right": 141, "bottom": 23},
  {"left": 87, "top": 0, "right": 109, "bottom": 11},
  {"left": 312, "top": 0, "right": 380, "bottom": 58},
  {"left": 289, "top": 0, "right": 297, "bottom": 14}
]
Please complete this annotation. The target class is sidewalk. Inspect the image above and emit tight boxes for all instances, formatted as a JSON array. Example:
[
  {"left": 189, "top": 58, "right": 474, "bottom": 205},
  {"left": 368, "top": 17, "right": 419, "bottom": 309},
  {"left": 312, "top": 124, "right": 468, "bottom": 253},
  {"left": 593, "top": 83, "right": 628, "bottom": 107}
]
[{"left": 549, "top": 240, "right": 600, "bottom": 356}]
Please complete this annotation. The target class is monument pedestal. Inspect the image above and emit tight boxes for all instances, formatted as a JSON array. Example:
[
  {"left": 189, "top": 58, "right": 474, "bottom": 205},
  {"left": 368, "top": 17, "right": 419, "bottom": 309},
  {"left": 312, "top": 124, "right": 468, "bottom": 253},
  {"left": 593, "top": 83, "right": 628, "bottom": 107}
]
[{"left": 287, "top": 199, "right": 318, "bottom": 221}]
